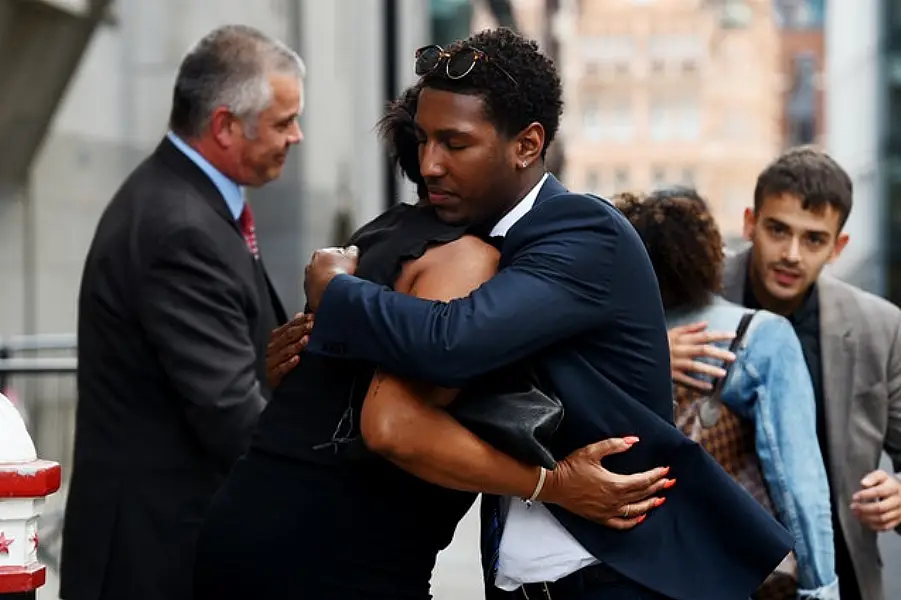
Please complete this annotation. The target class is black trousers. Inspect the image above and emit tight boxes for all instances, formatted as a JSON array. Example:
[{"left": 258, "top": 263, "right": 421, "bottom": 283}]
[
  {"left": 193, "top": 451, "right": 452, "bottom": 600},
  {"left": 484, "top": 564, "right": 671, "bottom": 600}
]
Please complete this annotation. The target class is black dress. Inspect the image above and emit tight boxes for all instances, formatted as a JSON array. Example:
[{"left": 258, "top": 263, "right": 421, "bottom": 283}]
[{"left": 193, "top": 203, "right": 479, "bottom": 600}]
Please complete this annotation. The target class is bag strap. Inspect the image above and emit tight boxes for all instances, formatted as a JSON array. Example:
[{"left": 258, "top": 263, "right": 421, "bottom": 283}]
[{"left": 709, "top": 310, "right": 757, "bottom": 404}]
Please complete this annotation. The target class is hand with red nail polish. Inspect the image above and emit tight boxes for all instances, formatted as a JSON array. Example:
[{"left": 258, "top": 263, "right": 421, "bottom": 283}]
[{"left": 540, "top": 436, "right": 672, "bottom": 530}]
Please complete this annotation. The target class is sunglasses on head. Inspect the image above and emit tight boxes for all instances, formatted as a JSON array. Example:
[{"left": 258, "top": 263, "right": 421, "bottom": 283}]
[{"left": 414, "top": 44, "right": 518, "bottom": 86}]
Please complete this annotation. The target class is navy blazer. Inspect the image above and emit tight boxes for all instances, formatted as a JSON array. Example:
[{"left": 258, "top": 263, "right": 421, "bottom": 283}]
[{"left": 306, "top": 176, "right": 792, "bottom": 600}]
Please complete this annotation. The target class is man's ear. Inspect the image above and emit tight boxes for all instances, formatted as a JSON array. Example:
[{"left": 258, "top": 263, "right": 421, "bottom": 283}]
[
  {"left": 829, "top": 232, "right": 850, "bottom": 264},
  {"left": 742, "top": 208, "right": 756, "bottom": 241},
  {"left": 210, "top": 107, "right": 239, "bottom": 148},
  {"left": 514, "top": 122, "right": 545, "bottom": 170}
]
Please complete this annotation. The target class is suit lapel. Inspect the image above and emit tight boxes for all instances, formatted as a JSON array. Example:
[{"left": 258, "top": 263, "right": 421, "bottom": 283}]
[
  {"left": 533, "top": 173, "right": 568, "bottom": 206},
  {"left": 495, "top": 174, "right": 567, "bottom": 269},
  {"left": 155, "top": 136, "right": 287, "bottom": 319},
  {"left": 818, "top": 276, "right": 856, "bottom": 487},
  {"left": 260, "top": 260, "right": 288, "bottom": 325},
  {"left": 154, "top": 137, "right": 242, "bottom": 234}
]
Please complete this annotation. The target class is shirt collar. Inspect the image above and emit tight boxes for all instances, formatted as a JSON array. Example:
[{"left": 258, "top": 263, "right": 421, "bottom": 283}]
[
  {"left": 743, "top": 265, "right": 820, "bottom": 325},
  {"left": 166, "top": 131, "right": 245, "bottom": 220},
  {"left": 489, "top": 173, "right": 549, "bottom": 237},
  {"left": 788, "top": 283, "right": 820, "bottom": 327}
]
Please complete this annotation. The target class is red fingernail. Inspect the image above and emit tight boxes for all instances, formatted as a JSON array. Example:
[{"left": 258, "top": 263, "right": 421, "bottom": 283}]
[
  {"left": 637, "top": 514, "right": 647, "bottom": 524},
  {"left": 664, "top": 478, "right": 677, "bottom": 489},
  {"left": 662, "top": 466, "right": 671, "bottom": 476},
  {"left": 623, "top": 436, "right": 640, "bottom": 445},
  {"left": 654, "top": 497, "right": 666, "bottom": 508}
]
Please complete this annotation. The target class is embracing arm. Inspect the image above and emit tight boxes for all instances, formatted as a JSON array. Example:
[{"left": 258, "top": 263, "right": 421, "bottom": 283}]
[
  {"left": 307, "top": 194, "right": 618, "bottom": 388},
  {"left": 737, "top": 317, "right": 836, "bottom": 592},
  {"left": 139, "top": 227, "right": 264, "bottom": 470},
  {"left": 359, "top": 235, "right": 670, "bottom": 525},
  {"left": 361, "top": 236, "right": 547, "bottom": 498}
]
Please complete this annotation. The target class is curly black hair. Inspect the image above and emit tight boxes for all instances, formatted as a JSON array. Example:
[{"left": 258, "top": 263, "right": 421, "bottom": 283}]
[
  {"left": 647, "top": 185, "right": 708, "bottom": 211},
  {"left": 376, "top": 85, "right": 427, "bottom": 200},
  {"left": 419, "top": 28, "right": 563, "bottom": 157},
  {"left": 754, "top": 145, "right": 853, "bottom": 228},
  {"left": 615, "top": 190, "right": 724, "bottom": 311}
]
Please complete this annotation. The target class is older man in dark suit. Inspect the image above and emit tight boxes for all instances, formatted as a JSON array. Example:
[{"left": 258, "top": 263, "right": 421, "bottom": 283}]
[{"left": 60, "top": 25, "right": 306, "bottom": 600}]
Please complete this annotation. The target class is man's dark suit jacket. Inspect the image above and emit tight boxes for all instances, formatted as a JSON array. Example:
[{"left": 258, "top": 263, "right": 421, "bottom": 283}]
[
  {"left": 60, "top": 137, "right": 285, "bottom": 600},
  {"left": 306, "top": 176, "right": 792, "bottom": 600}
]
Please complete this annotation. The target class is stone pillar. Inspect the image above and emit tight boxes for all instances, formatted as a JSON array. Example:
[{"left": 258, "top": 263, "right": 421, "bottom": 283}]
[{"left": 0, "top": 393, "right": 61, "bottom": 599}]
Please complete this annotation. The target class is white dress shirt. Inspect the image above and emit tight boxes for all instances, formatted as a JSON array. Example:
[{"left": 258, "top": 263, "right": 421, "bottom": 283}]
[{"left": 488, "top": 173, "right": 600, "bottom": 592}]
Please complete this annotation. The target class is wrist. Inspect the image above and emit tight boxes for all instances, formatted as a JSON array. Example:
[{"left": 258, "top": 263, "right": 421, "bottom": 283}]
[
  {"left": 536, "top": 465, "right": 563, "bottom": 505},
  {"left": 523, "top": 466, "right": 548, "bottom": 507}
]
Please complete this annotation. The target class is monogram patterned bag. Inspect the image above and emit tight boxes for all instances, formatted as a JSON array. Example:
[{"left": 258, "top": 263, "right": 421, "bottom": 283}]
[{"left": 672, "top": 311, "right": 797, "bottom": 600}]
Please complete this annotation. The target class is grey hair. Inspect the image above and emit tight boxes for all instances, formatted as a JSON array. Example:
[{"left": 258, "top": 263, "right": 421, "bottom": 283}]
[{"left": 169, "top": 25, "right": 305, "bottom": 139}]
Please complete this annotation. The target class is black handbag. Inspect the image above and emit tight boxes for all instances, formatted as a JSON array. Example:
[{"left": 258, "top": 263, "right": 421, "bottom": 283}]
[{"left": 448, "top": 364, "right": 564, "bottom": 470}]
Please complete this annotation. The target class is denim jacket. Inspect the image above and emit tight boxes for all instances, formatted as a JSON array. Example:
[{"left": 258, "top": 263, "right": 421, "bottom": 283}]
[{"left": 667, "top": 295, "right": 838, "bottom": 599}]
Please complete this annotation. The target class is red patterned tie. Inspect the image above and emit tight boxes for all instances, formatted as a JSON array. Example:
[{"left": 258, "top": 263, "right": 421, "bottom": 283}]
[{"left": 238, "top": 204, "right": 259, "bottom": 259}]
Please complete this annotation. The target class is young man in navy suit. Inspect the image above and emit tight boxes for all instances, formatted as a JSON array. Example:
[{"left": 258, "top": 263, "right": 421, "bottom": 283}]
[{"left": 305, "top": 28, "right": 791, "bottom": 600}]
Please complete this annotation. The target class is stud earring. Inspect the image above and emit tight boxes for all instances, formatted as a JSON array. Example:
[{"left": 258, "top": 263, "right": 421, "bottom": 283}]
[{"left": 521, "top": 161, "right": 528, "bottom": 168}]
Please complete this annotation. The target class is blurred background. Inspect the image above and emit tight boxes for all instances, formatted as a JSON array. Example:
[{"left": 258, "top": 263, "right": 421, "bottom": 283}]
[{"left": 0, "top": 0, "right": 898, "bottom": 597}]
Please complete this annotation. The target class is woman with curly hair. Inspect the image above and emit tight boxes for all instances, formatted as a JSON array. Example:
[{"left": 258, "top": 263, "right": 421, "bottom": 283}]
[{"left": 616, "top": 189, "right": 839, "bottom": 599}]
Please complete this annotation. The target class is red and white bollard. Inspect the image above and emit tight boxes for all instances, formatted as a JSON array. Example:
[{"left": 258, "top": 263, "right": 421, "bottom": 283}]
[{"left": 0, "top": 393, "right": 61, "bottom": 599}]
